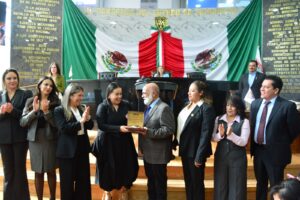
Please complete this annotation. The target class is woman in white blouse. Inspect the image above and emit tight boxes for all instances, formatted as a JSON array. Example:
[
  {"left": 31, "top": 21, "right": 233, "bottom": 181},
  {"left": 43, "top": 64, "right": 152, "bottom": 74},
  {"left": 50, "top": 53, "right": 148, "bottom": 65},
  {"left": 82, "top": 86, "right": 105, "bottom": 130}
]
[
  {"left": 54, "top": 84, "right": 94, "bottom": 200},
  {"left": 177, "top": 80, "right": 215, "bottom": 200},
  {"left": 212, "top": 95, "right": 250, "bottom": 200}
]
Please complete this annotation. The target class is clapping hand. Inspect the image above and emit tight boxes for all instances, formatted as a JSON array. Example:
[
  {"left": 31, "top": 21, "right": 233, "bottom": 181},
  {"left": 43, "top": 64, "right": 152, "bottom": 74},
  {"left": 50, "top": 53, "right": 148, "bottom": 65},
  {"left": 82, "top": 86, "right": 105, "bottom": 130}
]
[
  {"left": 226, "top": 126, "right": 232, "bottom": 136},
  {"left": 81, "top": 106, "right": 91, "bottom": 123},
  {"left": 32, "top": 96, "right": 39, "bottom": 112},
  {"left": 0, "top": 103, "right": 13, "bottom": 113},
  {"left": 40, "top": 99, "right": 50, "bottom": 113},
  {"left": 218, "top": 123, "right": 225, "bottom": 137}
]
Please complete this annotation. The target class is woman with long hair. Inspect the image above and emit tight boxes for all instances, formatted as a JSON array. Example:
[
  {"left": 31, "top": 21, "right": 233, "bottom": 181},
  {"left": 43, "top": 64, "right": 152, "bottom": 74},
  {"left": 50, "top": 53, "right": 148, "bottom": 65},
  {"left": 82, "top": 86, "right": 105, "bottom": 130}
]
[
  {"left": 20, "top": 76, "right": 60, "bottom": 200},
  {"left": 212, "top": 95, "right": 250, "bottom": 200},
  {"left": 54, "top": 84, "right": 94, "bottom": 200},
  {"left": 48, "top": 62, "right": 65, "bottom": 94},
  {"left": 0, "top": 68, "right": 32, "bottom": 200},
  {"left": 95, "top": 82, "right": 138, "bottom": 200}
]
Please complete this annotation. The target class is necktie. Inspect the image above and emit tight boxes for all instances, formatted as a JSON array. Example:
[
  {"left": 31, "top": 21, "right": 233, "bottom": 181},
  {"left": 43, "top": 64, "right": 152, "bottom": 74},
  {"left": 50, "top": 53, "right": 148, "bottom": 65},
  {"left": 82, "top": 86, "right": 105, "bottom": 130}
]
[
  {"left": 144, "top": 106, "right": 151, "bottom": 123},
  {"left": 257, "top": 101, "right": 270, "bottom": 144}
]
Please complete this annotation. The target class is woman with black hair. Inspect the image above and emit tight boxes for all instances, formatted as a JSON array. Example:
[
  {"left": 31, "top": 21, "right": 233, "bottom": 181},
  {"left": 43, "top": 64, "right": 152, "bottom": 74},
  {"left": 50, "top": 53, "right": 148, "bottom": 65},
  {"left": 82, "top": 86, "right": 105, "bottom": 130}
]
[
  {"left": 0, "top": 68, "right": 32, "bottom": 200},
  {"left": 270, "top": 178, "right": 300, "bottom": 200},
  {"left": 95, "top": 82, "right": 138, "bottom": 200},
  {"left": 177, "top": 80, "right": 215, "bottom": 200},
  {"left": 20, "top": 76, "right": 60, "bottom": 200},
  {"left": 212, "top": 95, "right": 250, "bottom": 200}
]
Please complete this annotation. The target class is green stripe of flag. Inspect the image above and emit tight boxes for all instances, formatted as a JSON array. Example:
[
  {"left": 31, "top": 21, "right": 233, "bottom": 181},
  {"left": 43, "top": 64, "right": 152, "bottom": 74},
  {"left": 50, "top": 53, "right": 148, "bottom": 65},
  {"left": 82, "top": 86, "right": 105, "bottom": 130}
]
[
  {"left": 63, "top": 0, "right": 97, "bottom": 80},
  {"left": 227, "top": 0, "right": 262, "bottom": 81}
]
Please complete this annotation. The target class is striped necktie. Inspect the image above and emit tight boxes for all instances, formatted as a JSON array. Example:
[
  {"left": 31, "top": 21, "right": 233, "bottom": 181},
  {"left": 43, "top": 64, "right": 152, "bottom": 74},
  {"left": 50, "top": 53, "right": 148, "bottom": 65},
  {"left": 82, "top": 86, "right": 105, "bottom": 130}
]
[{"left": 144, "top": 106, "right": 151, "bottom": 122}]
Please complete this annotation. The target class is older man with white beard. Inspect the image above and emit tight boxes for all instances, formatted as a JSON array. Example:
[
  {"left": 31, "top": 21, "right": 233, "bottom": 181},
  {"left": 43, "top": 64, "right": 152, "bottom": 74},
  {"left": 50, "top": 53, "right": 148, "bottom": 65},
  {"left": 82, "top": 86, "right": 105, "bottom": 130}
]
[{"left": 137, "top": 83, "right": 175, "bottom": 200}]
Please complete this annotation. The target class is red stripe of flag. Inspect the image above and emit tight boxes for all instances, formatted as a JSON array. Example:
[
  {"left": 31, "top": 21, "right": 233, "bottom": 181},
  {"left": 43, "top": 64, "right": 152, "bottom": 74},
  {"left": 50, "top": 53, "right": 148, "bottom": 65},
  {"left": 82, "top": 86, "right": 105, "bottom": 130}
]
[
  {"left": 138, "top": 31, "right": 184, "bottom": 77},
  {"left": 162, "top": 32, "right": 184, "bottom": 77},
  {"left": 138, "top": 32, "right": 158, "bottom": 77}
]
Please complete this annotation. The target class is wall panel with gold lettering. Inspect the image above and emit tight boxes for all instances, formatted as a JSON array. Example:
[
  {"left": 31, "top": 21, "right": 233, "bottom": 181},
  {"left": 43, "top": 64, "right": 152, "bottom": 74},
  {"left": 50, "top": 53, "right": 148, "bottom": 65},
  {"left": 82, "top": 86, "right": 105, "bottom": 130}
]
[
  {"left": 263, "top": 0, "right": 300, "bottom": 100},
  {"left": 11, "top": 0, "right": 62, "bottom": 87}
]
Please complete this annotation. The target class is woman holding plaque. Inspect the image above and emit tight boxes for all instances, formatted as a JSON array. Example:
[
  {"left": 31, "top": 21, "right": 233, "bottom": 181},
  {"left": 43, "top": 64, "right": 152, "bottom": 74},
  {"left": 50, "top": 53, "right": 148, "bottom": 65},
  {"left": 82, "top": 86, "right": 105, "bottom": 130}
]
[
  {"left": 95, "top": 82, "right": 138, "bottom": 200},
  {"left": 0, "top": 68, "right": 32, "bottom": 200},
  {"left": 20, "top": 76, "right": 60, "bottom": 200}
]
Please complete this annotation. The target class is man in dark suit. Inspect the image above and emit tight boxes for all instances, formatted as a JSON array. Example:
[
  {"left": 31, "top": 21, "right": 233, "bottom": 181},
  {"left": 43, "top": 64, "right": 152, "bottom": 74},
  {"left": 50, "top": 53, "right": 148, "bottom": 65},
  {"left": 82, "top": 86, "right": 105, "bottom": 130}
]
[
  {"left": 138, "top": 83, "right": 175, "bottom": 200},
  {"left": 250, "top": 75, "right": 300, "bottom": 200},
  {"left": 239, "top": 60, "right": 265, "bottom": 103}
]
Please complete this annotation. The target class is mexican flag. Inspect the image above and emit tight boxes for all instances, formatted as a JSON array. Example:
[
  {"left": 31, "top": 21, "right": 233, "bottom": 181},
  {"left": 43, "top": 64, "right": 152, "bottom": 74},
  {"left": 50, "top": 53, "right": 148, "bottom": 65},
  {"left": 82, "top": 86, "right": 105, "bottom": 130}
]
[{"left": 63, "top": 0, "right": 262, "bottom": 81}]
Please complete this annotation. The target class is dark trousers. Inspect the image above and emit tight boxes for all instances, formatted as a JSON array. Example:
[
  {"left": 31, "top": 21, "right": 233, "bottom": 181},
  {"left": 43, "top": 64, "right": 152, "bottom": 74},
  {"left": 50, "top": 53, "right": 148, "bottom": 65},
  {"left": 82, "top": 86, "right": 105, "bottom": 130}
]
[
  {"left": 182, "top": 156, "right": 205, "bottom": 200},
  {"left": 254, "top": 146, "right": 285, "bottom": 200},
  {"left": 144, "top": 160, "right": 167, "bottom": 200},
  {"left": 213, "top": 150, "right": 247, "bottom": 200},
  {"left": 58, "top": 137, "right": 91, "bottom": 200},
  {"left": 0, "top": 142, "right": 30, "bottom": 200}
]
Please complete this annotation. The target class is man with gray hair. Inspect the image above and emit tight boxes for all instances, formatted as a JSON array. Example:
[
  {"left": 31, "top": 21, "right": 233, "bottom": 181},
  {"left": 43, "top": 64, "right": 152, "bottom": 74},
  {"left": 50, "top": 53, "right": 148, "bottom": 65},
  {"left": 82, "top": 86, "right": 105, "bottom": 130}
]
[{"left": 138, "top": 83, "right": 175, "bottom": 200}]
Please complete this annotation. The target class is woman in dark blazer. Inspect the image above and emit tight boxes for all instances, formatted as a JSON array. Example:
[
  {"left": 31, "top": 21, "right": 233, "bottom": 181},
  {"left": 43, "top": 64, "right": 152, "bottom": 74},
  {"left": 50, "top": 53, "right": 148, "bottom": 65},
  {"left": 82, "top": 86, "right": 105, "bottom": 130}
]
[
  {"left": 95, "top": 82, "right": 138, "bottom": 200},
  {"left": 20, "top": 76, "right": 60, "bottom": 200},
  {"left": 177, "top": 80, "right": 215, "bottom": 200},
  {"left": 54, "top": 84, "right": 94, "bottom": 200},
  {"left": 212, "top": 95, "right": 250, "bottom": 200},
  {"left": 0, "top": 68, "right": 32, "bottom": 200}
]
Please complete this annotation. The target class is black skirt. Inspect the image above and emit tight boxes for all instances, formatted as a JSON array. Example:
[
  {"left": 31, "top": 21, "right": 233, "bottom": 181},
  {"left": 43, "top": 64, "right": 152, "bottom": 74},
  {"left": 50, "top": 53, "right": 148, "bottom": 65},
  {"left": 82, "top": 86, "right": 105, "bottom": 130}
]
[{"left": 95, "top": 133, "right": 139, "bottom": 191}]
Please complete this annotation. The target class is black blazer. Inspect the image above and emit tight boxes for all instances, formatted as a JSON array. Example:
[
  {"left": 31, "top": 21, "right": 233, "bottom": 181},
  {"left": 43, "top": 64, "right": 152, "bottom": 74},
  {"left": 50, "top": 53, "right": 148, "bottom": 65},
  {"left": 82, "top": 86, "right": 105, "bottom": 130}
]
[
  {"left": 179, "top": 103, "right": 215, "bottom": 163},
  {"left": 0, "top": 89, "right": 32, "bottom": 144},
  {"left": 54, "top": 105, "right": 94, "bottom": 158},
  {"left": 238, "top": 72, "right": 265, "bottom": 100},
  {"left": 250, "top": 97, "right": 300, "bottom": 165}
]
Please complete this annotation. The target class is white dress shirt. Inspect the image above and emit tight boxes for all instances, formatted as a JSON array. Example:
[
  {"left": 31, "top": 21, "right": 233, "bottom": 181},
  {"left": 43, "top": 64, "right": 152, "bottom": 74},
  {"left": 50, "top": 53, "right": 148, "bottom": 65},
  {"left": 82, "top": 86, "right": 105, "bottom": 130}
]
[
  {"left": 254, "top": 96, "right": 277, "bottom": 144},
  {"left": 177, "top": 100, "right": 204, "bottom": 142},
  {"left": 71, "top": 107, "right": 84, "bottom": 135},
  {"left": 248, "top": 71, "right": 257, "bottom": 87}
]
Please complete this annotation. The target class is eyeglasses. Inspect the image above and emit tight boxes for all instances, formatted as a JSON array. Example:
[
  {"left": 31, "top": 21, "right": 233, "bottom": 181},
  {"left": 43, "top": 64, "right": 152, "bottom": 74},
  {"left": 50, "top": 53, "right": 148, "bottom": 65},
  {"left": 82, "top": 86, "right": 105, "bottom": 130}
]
[{"left": 6, "top": 77, "right": 18, "bottom": 80}]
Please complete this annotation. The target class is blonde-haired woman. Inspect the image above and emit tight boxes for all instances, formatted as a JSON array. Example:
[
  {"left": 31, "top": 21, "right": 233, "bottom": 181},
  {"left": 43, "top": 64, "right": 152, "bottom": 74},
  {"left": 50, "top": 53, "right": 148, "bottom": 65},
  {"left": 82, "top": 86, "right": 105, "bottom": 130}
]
[{"left": 54, "top": 84, "right": 94, "bottom": 200}]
